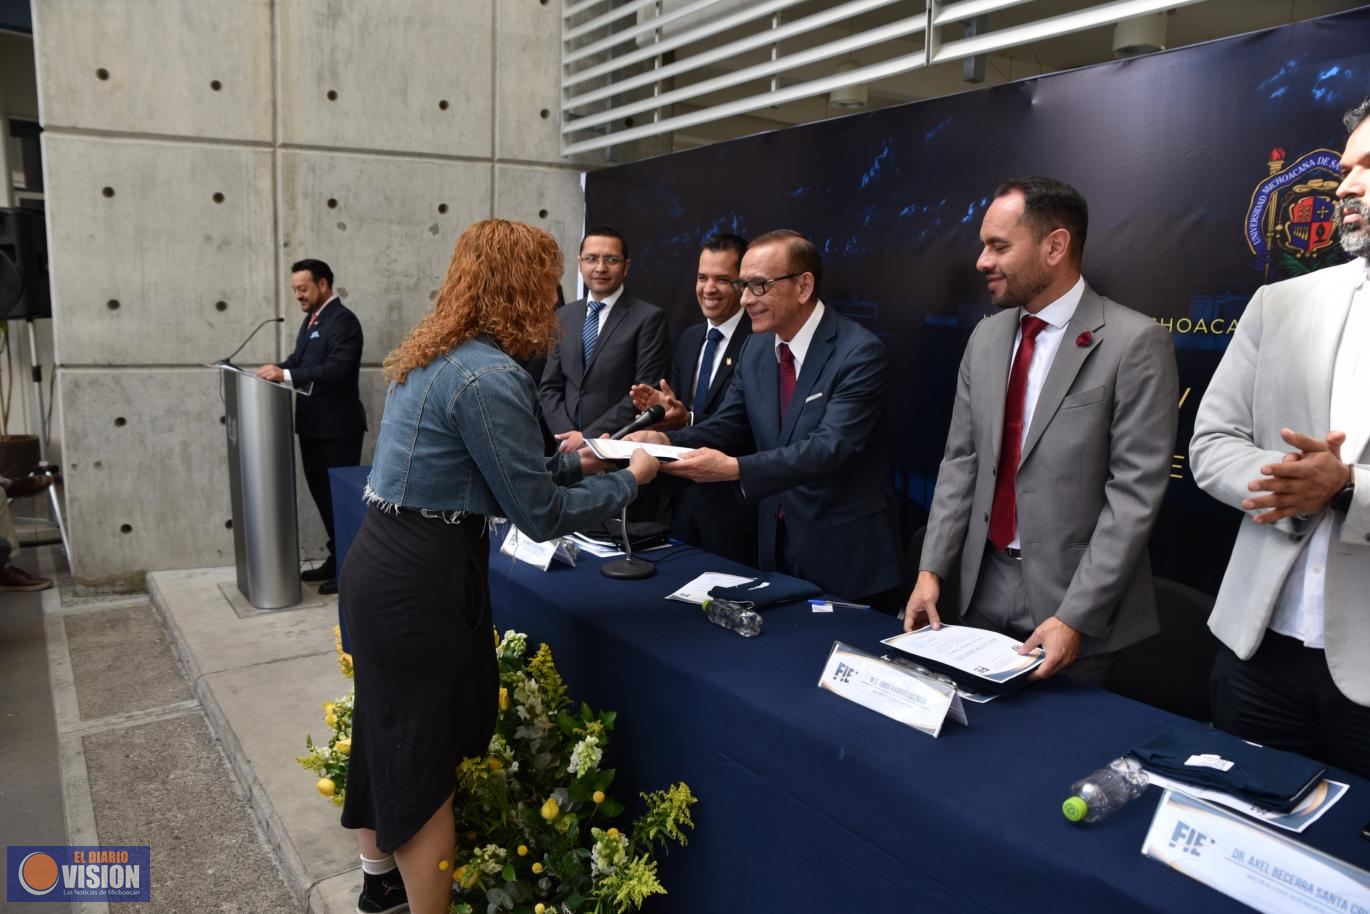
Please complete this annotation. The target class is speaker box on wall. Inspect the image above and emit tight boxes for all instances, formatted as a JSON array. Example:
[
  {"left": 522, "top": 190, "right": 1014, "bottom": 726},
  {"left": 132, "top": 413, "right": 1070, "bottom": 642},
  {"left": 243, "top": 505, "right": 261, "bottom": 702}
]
[{"left": 0, "top": 208, "right": 51, "bottom": 320}]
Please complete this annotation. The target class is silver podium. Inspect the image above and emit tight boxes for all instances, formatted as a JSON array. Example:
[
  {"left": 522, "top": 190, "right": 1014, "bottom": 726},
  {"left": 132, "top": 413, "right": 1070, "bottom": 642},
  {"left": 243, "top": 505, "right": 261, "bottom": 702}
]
[{"left": 214, "top": 363, "right": 308, "bottom": 609}]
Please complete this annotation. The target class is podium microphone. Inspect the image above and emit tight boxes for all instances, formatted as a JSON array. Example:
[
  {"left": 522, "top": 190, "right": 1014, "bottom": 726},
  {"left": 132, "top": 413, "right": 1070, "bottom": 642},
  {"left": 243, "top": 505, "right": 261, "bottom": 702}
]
[
  {"left": 219, "top": 317, "right": 285, "bottom": 365},
  {"left": 610, "top": 404, "right": 665, "bottom": 440},
  {"left": 601, "top": 403, "right": 665, "bottom": 582}
]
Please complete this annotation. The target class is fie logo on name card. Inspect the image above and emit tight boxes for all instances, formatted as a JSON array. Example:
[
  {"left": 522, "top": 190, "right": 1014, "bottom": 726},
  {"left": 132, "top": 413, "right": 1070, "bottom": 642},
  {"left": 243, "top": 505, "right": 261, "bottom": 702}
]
[{"left": 7, "top": 846, "right": 151, "bottom": 903}]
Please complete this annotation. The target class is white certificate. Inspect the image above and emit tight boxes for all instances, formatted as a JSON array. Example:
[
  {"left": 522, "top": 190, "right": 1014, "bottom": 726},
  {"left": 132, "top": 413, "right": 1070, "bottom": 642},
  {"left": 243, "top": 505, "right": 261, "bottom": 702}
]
[
  {"left": 1145, "top": 772, "right": 1349, "bottom": 834},
  {"left": 1142, "top": 789, "right": 1370, "bottom": 913},
  {"left": 587, "top": 439, "right": 694, "bottom": 462},
  {"left": 882, "top": 624, "right": 1044, "bottom": 683},
  {"left": 666, "top": 572, "right": 756, "bottom": 605}
]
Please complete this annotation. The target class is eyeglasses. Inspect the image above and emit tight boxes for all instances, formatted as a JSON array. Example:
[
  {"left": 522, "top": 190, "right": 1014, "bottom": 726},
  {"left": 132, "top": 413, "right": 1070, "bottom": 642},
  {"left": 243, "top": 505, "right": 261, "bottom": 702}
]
[
  {"left": 730, "top": 273, "right": 802, "bottom": 296},
  {"left": 579, "top": 254, "right": 625, "bottom": 266}
]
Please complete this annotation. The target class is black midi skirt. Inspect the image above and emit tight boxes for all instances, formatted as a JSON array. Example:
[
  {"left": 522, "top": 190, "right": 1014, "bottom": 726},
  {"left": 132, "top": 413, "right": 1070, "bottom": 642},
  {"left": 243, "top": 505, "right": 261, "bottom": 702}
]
[{"left": 338, "top": 505, "right": 498, "bottom": 852}]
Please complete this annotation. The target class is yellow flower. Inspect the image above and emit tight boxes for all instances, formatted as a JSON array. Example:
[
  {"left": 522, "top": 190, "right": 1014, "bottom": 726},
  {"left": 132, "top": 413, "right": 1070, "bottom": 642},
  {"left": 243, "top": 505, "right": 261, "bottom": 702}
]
[
  {"left": 517, "top": 845, "right": 528, "bottom": 857},
  {"left": 452, "top": 868, "right": 462, "bottom": 883},
  {"left": 535, "top": 905, "right": 547, "bottom": 914},
  {"left": 531, "top": 862, "right": 544, "bottom": 874},
  {"left": 498, "top": 687, "right": 510, "bottom": 712},
  {"left": 438, "top": 859, "right": 450, "bottom": 872},
  {"left": 322, "top": 702, "right": 335, "bottom": 715},
  {"left": 487, "top": 757, "right": 502, "bottom": 771},
  {"left": 606, "top": 827, "right": 619, "bottom": 837},
  {"left": 316, "top": 778, "right": 336, "bottom": 797},
  {"left": 325, "top": 713, "right": 338, "bottom": 729},
  {"left": 593, "top": 790, "right": 605, "bottom": 804},
  {"left": 493, "top": 627, "right": 500, "bottom": 648},
  {"left": 540, "top": 798, "right": 560, "bottom": 821},
  {"left": 335, "top": 738, "right": 351, "bottom": 756}
]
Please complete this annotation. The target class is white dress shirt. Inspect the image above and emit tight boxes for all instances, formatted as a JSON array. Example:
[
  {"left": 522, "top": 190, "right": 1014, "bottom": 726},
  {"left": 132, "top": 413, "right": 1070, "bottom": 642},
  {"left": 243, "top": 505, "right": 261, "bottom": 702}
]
[
  {"left": 1007, "top": 276, "right": 1085, "bottom": 549},
  {"left": 1270, "top": 261, "right": 1370, "bottom": 648},
  {"left": 587, "top": 285, "right": 625, "bottom": 335},
  {"left": 774, "top": 300, "right": 827, "bottom": 377}
]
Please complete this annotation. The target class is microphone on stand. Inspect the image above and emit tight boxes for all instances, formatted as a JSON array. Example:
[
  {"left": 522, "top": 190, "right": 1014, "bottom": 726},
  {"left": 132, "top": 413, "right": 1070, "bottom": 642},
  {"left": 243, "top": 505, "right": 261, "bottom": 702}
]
[
  {"left": 601, "top": 404, "right": 665, "bottom": 580},
  {"left": 219, "top": 317, "right": 285, "bottom": 366},
  {"left": 609, "top": 404, "right": 665, "bottom": 440}
]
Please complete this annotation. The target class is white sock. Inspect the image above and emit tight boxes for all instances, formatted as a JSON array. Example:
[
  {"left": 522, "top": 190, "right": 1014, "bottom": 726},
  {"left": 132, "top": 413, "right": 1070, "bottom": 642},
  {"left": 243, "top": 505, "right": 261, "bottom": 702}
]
[{"left": 360, "top": 853, "right": 396, "bottom": 876}]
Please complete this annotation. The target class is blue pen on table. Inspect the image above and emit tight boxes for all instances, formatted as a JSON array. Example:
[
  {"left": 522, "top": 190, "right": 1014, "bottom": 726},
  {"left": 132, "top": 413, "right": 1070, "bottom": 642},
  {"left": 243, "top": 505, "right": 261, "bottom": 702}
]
[{"left": 809, "top": 598, "right": 870, "bottom": 611}]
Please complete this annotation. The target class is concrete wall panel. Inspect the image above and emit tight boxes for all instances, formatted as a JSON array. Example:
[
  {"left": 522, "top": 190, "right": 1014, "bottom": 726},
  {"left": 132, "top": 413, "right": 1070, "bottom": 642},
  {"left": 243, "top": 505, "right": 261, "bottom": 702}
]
[
  {"left": 279, "top": 150, "right": 491, "bottom": 361},
  {"left": 33, "top": 0, "right": 273, "bottom": 142},
  {"left": 60, "top": 369, "right": 234, "bottom": 586},
  {"left": 496, "top": 1, "right": 563, "bottom": 164},
  {"left": 493, "top": 164, "right": 585, "bottom": 297},
  {"left": 278, "top": 0, "right": 493, "bottom": 158},
  {"left": 44, "top": 135, "right": 276, "bottom": 366}
]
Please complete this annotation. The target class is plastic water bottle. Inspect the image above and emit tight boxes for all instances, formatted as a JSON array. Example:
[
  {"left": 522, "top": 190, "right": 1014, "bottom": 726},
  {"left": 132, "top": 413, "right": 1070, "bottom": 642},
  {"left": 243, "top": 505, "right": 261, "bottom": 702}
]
[
  {"left": 1062, "top": 756, "right": 1150, "bottom": 823},
  {"left": 702, "top": 598, "right": 762, "bottom": 637}
]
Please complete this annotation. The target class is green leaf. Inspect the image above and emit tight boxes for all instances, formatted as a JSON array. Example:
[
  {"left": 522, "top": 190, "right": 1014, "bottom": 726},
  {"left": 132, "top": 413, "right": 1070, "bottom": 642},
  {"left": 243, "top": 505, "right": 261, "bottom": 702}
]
[
  {"left": 599, "top": 799, "right": 624, "bottom": 818},
  {"left": 567, "top": 781, "right": 591, "bottom": 803},
  {"left": 601, "top": 710, "right": 617, "bottom": 730},
  {"left": 595, "top": 769, "right": 616, "bottom": 790},
  {"left": 502, "top": 863, "right": 515, "bottom": 883},
  {"left": 580, "top": 702, "right": 593, "bottom": 723}
]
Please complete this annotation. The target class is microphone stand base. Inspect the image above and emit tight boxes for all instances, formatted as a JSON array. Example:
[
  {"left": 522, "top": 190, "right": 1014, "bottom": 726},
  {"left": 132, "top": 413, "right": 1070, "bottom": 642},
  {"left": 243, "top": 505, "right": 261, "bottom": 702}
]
[{"left": 601, "top": 557, "right": 656, "bottom": 580}]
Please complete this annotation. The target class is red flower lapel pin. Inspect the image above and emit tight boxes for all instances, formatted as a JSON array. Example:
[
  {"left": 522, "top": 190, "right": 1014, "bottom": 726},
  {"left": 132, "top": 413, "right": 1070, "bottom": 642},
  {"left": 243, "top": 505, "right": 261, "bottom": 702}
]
[{"left": 1076, "top": 331, "right": 1093, "bottom": 348}]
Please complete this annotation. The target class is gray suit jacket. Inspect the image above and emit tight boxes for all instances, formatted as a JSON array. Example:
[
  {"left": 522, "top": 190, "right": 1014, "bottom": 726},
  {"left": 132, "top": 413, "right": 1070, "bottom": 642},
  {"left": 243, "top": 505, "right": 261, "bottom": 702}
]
[
  {"left": 921, "top": 284, "right": 1178, "bottom": 656},
  {"left": 539, "top": 292, "right": 670, "bottom": 438},
  {"left": 1191, "top": 257, "right": 1370, "bottom": 704}
]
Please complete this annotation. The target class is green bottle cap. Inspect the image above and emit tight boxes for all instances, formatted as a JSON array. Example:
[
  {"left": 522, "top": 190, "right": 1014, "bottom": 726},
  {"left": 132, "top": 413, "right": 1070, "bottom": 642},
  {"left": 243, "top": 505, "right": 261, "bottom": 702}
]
[{"left": 1062, "top": 796, "right": 1088, "bottom": 822}]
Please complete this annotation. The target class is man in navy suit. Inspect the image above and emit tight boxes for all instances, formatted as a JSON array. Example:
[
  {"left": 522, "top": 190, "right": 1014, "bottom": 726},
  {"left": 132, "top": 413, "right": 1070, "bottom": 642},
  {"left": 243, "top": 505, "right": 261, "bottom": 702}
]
[
  {"left": 630, "top": 230, "right": 904, "bottom": 608},
  {"left": 636, "top": 233, "right": 757, "bottom": 564},
  {"left": 257, "top": 259, "right": 366, "bottom": 594},
  {"left": 539, "top": 226, "right": 670, "bottom": 452}
]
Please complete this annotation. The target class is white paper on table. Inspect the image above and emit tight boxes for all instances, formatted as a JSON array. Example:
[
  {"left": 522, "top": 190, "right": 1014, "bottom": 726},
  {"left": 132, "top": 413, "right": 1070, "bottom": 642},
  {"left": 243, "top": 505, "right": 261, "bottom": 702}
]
[
  {"left": 666, "top": 572, "right": 755, "bottom": 605},
  {"left": 1144, "top": 771, "right": 1349, "bottom": 834},
  {"left": 587, "top": 439, "right": 694, "bottom": 462},
  {"left": 881, "top": 624, "right": 1044, "bottom": 683}
]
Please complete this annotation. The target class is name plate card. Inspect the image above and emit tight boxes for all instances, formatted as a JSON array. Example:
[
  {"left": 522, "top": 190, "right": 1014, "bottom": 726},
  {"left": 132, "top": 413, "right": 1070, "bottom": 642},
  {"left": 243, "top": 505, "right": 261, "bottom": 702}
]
[
  {"left": 817, "top": 642, "right": 965, "bottom": 738},
  {"left": 1142, "top": 789, "right": 1370, "bottom": 914},
  {"left": 499, "top": 525, "right": 579, "bottom": 571}
]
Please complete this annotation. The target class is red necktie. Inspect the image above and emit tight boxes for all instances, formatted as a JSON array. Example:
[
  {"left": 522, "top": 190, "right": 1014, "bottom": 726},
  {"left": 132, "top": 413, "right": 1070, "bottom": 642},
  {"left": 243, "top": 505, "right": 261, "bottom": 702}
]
[
  {"left": 777, "top": 343, "right": 797, "bottom": 424},
  {"left": 308, "top": 310, "right": 320, "bottom": 329},
  {"left": 989, "top": 316, "right": 1049, "bottom": 550}
]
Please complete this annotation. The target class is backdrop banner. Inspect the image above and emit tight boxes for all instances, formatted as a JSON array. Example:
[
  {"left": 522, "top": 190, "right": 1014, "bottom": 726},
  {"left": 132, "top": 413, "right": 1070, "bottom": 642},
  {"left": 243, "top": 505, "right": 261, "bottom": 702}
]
[{"left": 585, "top": 6, "right": 1370, "bottom": 595}]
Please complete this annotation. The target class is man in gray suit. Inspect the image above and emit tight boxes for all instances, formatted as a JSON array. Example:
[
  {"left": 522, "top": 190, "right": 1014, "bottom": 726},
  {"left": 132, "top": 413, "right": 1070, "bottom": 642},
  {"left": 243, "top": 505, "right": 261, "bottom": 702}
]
[
  {"left": 906, "top": 178, "right": 1178, "bottom": 685},
  {"left": 1190, "top": 98, "right": 1370, "bottom": 777},
  {"left": 540, "top": 226, "right": 670, "bottom": 452}
]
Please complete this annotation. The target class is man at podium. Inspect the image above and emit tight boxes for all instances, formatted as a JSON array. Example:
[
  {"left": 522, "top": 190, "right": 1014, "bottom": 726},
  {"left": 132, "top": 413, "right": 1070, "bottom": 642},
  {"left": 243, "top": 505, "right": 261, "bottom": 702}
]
[{"left": 256, "top": 258, "right": 366, "bottom": 595}]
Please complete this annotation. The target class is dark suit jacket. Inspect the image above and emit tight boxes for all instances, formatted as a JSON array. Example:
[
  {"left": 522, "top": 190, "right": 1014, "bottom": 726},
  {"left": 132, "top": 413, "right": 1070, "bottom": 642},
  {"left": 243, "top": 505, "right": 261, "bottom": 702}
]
[
  {"left": 665, "top": 314, "right": 758, "bottom": 565},
  {"left": 539, "top": 292, "right": 670, "bottom": 438},
  {"left": 671, "top": 305, "right": 904, "bottom": 599},
  {"left": 278, "top": 298, "right": 367, "bottom": 440}
]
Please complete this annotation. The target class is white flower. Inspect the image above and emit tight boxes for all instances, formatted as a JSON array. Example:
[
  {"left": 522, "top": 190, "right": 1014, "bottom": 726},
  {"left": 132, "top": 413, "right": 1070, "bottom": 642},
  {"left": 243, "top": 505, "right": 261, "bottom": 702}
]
[
  {"left": 590, "top": 829, "right": 627, "bottom": 877},
  {"left": 499, "top": 630, "right": 528, "bottom": 660},
  {"left": 566, "top": 735, "right": 603, "bottom": 776}
]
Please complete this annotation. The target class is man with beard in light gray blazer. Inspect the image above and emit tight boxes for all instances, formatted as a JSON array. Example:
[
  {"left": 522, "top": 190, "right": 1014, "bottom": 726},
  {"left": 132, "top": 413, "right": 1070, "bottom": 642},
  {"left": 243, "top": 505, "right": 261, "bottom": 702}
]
[
  {"left": 907, "top": 177, "right": 1178, "bottom": 686},
  {"left": 1190, "top": 98, "right": 1370, "bottom": 777}
]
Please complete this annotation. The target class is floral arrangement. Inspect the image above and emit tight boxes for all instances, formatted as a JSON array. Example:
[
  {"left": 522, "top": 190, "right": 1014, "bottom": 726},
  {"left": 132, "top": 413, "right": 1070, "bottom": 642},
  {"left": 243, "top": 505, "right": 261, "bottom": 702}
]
[{"left": 300, "top": 626, "right": 697, "bottom": 914}]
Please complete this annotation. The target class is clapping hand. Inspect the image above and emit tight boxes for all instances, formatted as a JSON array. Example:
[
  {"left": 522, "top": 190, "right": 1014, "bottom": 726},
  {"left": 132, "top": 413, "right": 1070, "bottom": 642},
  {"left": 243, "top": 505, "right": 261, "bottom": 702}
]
[{"left": 628, "top": 379, "right": 688, "bottom": 430}]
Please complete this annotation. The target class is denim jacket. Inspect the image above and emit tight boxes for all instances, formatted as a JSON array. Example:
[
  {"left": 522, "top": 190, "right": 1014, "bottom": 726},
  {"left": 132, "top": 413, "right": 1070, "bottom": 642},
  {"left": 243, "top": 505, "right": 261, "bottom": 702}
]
[{"left": 366, "top": 335, "right": 636, "bottom": 540}]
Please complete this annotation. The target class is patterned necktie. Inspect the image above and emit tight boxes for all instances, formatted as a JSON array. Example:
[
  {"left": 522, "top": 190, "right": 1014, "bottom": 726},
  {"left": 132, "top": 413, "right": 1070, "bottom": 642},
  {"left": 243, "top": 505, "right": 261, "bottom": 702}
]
[
  {"left": 989, "top": 315, "right": 1049, "bottom": 550},
  {"left": 777, "top": 342, "right": 797, "bottom": 424},
  {"left": 582, "top": 300, "right": 605, "bottom": 364},
  {"left": 308, "top": 309, "right": 320, "bottom": 329},
  {"left": 693, "top": 327, "right": 725, "bottom": 411}
]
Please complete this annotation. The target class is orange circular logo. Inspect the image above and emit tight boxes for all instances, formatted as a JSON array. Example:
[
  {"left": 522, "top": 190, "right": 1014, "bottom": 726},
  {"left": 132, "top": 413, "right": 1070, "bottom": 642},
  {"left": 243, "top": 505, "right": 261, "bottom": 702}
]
[{"left": 18, "top": 851, "right": 59, "bottom": 895}]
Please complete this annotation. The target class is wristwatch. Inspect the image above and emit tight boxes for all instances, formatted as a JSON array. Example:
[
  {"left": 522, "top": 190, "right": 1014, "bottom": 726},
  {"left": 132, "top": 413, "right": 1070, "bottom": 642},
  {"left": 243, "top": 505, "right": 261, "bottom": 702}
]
[{"left": 1332, "top": 472, "right": 1356, "bottom": 514}]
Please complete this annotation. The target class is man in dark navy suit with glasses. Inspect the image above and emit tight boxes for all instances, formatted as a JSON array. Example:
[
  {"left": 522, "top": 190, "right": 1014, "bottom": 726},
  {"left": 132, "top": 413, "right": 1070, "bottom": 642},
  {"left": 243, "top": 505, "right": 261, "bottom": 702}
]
[{"left": 257, "top": 258, "right": 366, "bottom": 595}]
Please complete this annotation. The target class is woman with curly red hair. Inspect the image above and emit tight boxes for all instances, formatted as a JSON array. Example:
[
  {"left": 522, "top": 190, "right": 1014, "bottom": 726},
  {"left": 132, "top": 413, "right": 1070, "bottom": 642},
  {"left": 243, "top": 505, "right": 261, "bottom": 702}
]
[{"left": 338, "top": 219, "right": 658, "bottom": 914}]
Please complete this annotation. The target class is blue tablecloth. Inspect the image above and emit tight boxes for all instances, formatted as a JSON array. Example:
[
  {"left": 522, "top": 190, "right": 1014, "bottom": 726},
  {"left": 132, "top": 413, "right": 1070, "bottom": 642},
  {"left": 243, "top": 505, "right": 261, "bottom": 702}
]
[{"left": 330, "top": 466, "right": 1370, "bottom": 913}]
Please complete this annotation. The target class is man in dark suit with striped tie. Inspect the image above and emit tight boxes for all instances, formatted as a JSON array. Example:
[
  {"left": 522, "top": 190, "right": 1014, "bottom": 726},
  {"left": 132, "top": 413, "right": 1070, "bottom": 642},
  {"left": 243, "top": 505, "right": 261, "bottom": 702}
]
[
  {"left": 256, "top": 259, "right": 366, "bottom": 595},
  {"left": 637, "top": 233, "right": 757, "bottom": 564},
  {"left": 539, "top": 226, "right": 669, "bottom": 453}
]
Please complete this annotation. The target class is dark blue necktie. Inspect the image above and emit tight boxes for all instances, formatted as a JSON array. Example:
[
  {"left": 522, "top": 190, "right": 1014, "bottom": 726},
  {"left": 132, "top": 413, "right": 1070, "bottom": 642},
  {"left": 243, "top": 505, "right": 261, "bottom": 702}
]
[
  {"left": 582, "top": 300, "right": 605, "bottom": 364},
  {"left": 693, "top": 327, "right": 724, "bottom": 411}
]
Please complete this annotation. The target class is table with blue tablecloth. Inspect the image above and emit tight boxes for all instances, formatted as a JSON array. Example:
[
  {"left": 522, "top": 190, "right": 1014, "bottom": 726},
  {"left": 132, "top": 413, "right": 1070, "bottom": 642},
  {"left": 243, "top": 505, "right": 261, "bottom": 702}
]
[{"left": 330, "top": 465, "right": 1369, "bottom": 913}]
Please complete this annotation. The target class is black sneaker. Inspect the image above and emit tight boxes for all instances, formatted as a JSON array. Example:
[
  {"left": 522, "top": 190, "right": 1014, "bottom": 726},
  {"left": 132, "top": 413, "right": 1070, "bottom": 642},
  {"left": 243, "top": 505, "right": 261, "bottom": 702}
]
[
  {"left": 356, "top": 867, "right": 408, "bottom": 914},
  {"left": 302, "top": 560, "right": 336, "bottom": 583}
]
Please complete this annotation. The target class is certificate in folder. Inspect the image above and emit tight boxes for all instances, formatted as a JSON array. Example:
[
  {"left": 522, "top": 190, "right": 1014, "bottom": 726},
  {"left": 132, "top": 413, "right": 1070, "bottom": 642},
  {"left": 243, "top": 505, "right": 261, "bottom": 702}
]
[{"left": 880, "top": 625, "right": 1044, "bottom": 696}]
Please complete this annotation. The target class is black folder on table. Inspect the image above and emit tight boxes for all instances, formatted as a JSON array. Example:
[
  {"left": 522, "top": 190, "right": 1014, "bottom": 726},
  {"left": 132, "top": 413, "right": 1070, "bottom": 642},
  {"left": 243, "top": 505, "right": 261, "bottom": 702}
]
[{"left": 1131, "top": 726, "right": 1326, "bottom": 814}]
